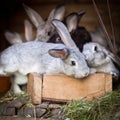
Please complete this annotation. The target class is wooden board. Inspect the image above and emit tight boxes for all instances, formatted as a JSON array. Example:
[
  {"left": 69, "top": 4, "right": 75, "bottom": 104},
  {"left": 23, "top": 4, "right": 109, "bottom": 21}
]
[
  {"left": 27, "top": 73, "right": 43, "bottom": 104},
  {"left": 27, "top": 73, "right": 112, "bottom": 104}
]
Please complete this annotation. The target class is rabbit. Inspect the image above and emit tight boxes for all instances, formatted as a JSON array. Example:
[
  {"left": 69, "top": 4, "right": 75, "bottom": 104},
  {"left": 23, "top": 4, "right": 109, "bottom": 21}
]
[
  {"left": 49, "top": 10, "right": 92, "bottom": 52},
  {"left": 4, "top": 19, "right": 33, "bottom": 45},
  {"left": 82, "top": 42, "right": 120, "bottom": 78},
  {"left": 23, "top": 3, "right": 66, "bottom": 42},
  {"left": 0, "top": 19, "right": 89, "bottom": 94}
]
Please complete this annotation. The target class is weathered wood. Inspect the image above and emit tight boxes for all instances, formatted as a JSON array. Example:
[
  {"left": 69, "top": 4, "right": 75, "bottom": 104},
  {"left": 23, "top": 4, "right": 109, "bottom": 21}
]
[
  {"left": 42, "top": 73, "right": 112, "bottom": 101},
  {"left": 27, "top": 73, "right": 42, "bottom": 104},
  {"left": 27, "top": 73, "right": 112, "bottom": 104}
]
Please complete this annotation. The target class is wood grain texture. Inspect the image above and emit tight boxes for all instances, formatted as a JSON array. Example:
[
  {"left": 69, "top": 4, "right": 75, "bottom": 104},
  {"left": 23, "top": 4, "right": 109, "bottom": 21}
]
[
  {"left": 27, "top": 73, "right": 43, "bottom": 104},
  {"left": 27, "top": 73, "right": 112, "bottom": 104}
]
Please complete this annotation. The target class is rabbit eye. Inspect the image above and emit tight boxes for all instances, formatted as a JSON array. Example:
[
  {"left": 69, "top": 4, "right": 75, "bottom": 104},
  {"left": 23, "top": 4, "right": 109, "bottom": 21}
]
[
  {"left": 71, "top": 60, "right": 76, "bottom": 66},
  {"left": 56, "top": 37, "right": 61, "bottom": 42},
  {"left": 94, "top": 46, "right": 98, "bottom": 51},
  {"left": 48, "top": 31, "right": 51, "bottom": 36}
]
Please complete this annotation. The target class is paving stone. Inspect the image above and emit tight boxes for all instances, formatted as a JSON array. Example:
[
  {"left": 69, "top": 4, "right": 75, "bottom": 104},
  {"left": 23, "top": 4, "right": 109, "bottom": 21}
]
[
  {"left": 36, "top": 102, "right": 49, "bottom": 109},
  {"left": 18, "top": 106, "right": 47, "bottom": 118},
  {"left": 0, "top": 103, "right": 7, "bottom": 115},
  {"left": 48, "top": 103, "right": 61, "bottom": 109},
  {"left": 35, "top": 107, "right": 47, "bottom": 118},
  {"left": 3, "top": 107, "right": 16, "bottom": 116},
  {"left": 7, "top": 99, "right": 27, "bottom": 108}
]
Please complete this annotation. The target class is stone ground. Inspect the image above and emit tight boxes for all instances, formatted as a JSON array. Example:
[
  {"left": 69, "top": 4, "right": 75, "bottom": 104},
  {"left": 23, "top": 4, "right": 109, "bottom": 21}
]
[
  {"left": 0, "top": 100, "right": 65, "bottom": 120},
  {"left": 0, "top": 92, "right": 66, "bottom": 120},
  {"left": 0, "top": 117, "right": 56, "bottom": 120}
]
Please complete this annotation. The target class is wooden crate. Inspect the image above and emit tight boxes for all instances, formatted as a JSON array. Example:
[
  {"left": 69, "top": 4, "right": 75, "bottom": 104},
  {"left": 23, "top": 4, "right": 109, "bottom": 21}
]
[{"left": 27, "top": 73, "right": 112, "bottom": 104}]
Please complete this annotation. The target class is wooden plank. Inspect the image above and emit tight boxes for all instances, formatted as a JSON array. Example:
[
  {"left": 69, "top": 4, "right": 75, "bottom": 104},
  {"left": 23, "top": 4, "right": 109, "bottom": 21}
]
[
  {"left": 27, "top": 73, "right": 43, "bottom": 104},
  {"left": 42, "top": 73, "right": 112, "bottom": 102}
]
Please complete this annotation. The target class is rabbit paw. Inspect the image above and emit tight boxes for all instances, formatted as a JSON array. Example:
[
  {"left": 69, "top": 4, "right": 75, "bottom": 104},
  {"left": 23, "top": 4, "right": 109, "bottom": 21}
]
[{"left": 13, "top": 85, "right": 23, "bottom": 94}]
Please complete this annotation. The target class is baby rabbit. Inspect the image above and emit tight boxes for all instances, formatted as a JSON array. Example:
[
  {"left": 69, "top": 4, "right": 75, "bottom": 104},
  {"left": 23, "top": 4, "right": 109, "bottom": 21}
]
[
  {"left": 82, "top": 42, "right": 119, "bottom": 78},
  {"left": 49, "top": 10, "right": 91, "bottom": 52},
  {"left": 0, "top": 20, "right": 89, "bottom": 94},
  {"left": 23, "top": 3, "right": 66, "bottom": 42},
  {"left": 4, "top": 19, "right": 33, "bottom": 44}
]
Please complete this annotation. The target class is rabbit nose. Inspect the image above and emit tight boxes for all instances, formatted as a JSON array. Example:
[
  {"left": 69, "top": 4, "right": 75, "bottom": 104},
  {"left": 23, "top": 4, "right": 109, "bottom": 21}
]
[
  {"left": 83, "top": 72, "right": 89, "bottom": 77},
  {"left": 83, "top": 69, "right": 89, "bottom": 77}
]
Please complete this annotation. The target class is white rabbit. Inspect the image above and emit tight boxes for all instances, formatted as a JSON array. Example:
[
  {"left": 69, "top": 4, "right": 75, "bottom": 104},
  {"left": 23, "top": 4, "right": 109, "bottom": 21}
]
[
  {"left": 82, "top": 42, "right": 119, "bottom": 78},
  {"left": 0, "top": 20, "right": 89, "bottom": 94},
  {"left": 4, "top": 19, "right": 33, "bottom": 44},
  {"left": 23, "top": 3, "right": 65, "bottom": 42}
]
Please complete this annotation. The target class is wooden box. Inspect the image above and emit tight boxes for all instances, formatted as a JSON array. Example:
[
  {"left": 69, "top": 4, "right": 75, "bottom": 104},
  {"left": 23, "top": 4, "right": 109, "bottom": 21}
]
[{"left": 27, "top": 73, "right": 112, "bottom": 104}]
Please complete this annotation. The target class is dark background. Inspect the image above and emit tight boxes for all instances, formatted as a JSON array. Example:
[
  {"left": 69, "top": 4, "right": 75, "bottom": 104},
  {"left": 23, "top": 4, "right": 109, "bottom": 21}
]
[{"left": 0, "top": 0, "right": 119, "bottom": 51}]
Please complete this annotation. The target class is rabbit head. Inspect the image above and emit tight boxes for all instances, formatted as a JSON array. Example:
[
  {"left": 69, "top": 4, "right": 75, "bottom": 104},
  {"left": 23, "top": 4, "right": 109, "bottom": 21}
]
[
  {"left": 4, "top": 19, "right": 33, "bottom": 45},
  {"left": 49, "top": 10, "right": 91, "bottom": 52},
  {"left": 23, "top": 3, "right": 66, "bottom": 42},
  {"left": 51, "top": 19, "right": 90, "bottom": 78},
  {"left": 82, "top": 42, "right": 109, "bottom": 66},
  {"left": 82, "top": 42, "right": 119, "bottom": 77}
]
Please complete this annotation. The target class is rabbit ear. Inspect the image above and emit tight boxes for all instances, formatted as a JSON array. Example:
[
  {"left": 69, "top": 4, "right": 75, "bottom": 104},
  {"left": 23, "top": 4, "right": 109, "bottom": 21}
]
[
  {"left": 23, "top": 4, "right": 45, "bottom": 28},
  {"left": 48, "top": 48, "right": 69, "bottom": 59},
  {"left": 4, "top": 31, "right": 23, "bottom": 44},
  {"left": 47, "top": 3, "right": 66, "bottom": 22},
  {"left": 102, "top": 48, "right": 120, "bottom": 66},
  {"left": 65, "top": 12, "right": 79, "bottom": 32},
  {"left": 52, "top": 19, "right": 78, "bottom": 50},
  {"left": 24, "top": 20, "right": 33, "bottom": 41},
  {"left": 78, "top": 10, "right": 86, "bottom": 21},
  {"left": 108, "top": 54, "right": 120, "bottom": 66}
]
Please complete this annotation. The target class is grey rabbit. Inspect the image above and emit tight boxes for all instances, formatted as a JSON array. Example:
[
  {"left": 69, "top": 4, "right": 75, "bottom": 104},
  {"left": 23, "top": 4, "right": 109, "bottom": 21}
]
[
  {"left": 23, "top": 3, "right": 65, "bottom": 42},
  {"left": 0, "top": 20, "right": 89, "bottom": 94},
  {"left": 49, "top": 10, "right": 91, "bottom": 52},
  {"left": 82, "top": 42, "right": 120, "bottom": 78}
]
